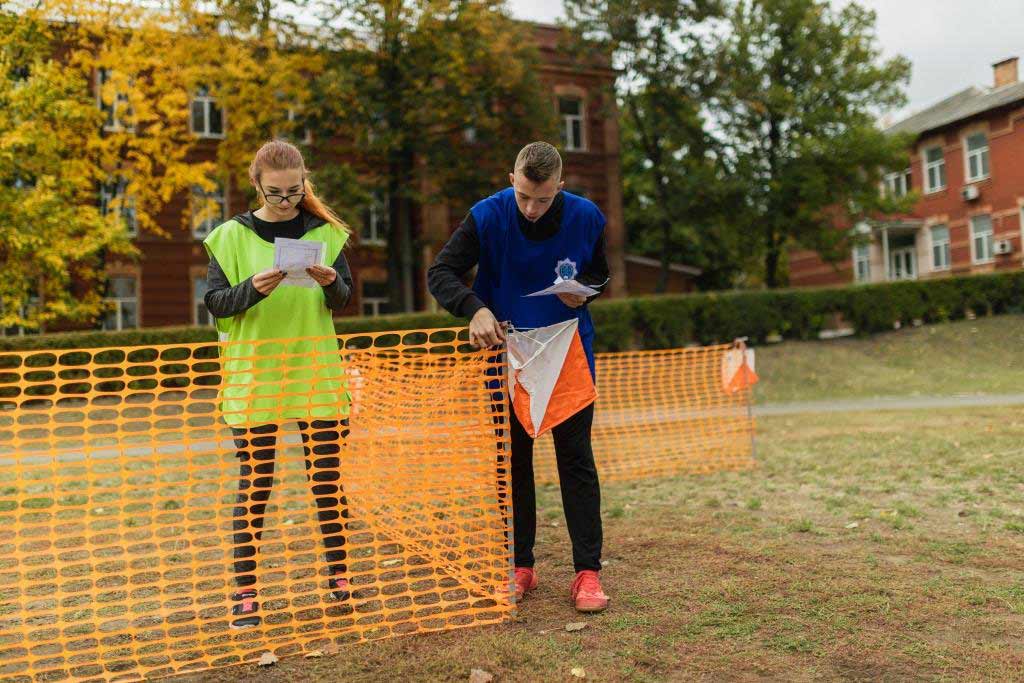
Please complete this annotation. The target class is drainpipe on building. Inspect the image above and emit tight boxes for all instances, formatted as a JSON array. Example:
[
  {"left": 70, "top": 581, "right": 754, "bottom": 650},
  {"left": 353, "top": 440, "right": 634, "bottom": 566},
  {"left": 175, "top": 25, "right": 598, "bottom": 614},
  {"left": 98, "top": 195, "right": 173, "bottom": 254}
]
[{"left": 881, "top": 226, "right": 890, "bottom": 282}]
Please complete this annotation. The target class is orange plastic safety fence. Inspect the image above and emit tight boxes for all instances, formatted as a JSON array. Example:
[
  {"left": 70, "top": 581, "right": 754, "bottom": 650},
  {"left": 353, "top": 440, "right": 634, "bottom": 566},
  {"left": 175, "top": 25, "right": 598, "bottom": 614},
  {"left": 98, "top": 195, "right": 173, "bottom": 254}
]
[
  {"left": 0, "top": 329, "right": 513, "bottom": 682},
  {"left": 0, "top": 331, "right": 755, "bottom": 682},
  {"left": 535, "top": 344, "right": 756, "bottom": 483}
]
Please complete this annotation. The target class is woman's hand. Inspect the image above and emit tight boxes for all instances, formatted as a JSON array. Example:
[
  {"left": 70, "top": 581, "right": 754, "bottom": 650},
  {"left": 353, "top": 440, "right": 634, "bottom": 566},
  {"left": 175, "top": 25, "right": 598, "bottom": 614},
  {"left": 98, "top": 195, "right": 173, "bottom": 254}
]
[
  {"left": 307, "top": 265, "right": 337, "bottom": 286},
  {"left": 253, "top": 269, "right": 286, "bottom": 295}
]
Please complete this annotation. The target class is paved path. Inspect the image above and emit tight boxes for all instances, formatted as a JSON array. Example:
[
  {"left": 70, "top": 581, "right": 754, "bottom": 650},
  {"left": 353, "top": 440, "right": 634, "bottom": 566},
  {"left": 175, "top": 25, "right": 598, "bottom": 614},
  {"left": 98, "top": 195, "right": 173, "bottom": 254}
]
[{"left": 755, "top": 393, "right": 1024, "bottom": 416}]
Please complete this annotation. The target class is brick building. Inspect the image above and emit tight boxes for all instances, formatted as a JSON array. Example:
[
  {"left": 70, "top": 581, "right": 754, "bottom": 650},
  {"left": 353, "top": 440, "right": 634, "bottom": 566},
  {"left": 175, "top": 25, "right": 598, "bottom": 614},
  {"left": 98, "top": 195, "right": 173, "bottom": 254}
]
[
  {"left": 789, "top": 57, "right": 1024, "bottom": 288},
  {"left": 83, "top": 24, "right": 633, "bottom": 332}
]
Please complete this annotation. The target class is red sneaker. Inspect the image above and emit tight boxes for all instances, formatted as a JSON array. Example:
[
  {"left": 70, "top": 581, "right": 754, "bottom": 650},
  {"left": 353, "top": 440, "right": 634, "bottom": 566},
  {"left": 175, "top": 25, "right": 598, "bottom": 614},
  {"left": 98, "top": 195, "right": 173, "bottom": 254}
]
[
  {"left": 230, "top": 588, "right": 261, "bottom": 629},
  {"left": 513, "top": 567, "right": 538, "bottom": 602},
  {"left": 571, "top": 570, "right": 609, "bottom": 613},
  {"left": 328, "top": 572, "right": 351, "bottom": 602}
]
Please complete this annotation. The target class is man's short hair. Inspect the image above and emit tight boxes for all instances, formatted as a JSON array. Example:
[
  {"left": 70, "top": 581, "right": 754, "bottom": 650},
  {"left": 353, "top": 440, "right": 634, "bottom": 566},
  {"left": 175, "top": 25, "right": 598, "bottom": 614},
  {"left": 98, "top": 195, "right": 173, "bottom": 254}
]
[{"left": 514, "top": 142, "right": 563, "bottom": 183}]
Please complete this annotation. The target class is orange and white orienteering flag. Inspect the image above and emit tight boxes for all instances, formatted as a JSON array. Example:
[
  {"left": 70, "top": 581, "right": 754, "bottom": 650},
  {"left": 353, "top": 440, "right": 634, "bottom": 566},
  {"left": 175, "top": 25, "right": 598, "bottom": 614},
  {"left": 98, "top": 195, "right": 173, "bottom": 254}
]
[
  {"left": 506, "top": 318, "right": 597, "bottom": 438},
  {"left": 721, "top": 339, "right": 759, "bottom": 394}
]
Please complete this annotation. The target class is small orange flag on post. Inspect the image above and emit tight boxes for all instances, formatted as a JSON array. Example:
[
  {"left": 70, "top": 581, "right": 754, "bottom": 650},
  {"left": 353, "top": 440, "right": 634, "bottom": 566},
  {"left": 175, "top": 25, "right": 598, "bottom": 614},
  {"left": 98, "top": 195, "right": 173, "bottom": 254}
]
[{"left": 721, "top": 338, "right": 759, "bottom": 394}]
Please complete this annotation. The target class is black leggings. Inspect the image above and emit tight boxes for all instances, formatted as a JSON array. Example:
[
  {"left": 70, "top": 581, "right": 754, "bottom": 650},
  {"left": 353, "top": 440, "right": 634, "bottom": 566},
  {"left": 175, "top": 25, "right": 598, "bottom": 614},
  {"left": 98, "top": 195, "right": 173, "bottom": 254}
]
[
  {"left": 230, "top": 420, "right": 348, "bottom": 588},
  {"left": 508, "top": 404, "right": 602, "bottom": 573}
]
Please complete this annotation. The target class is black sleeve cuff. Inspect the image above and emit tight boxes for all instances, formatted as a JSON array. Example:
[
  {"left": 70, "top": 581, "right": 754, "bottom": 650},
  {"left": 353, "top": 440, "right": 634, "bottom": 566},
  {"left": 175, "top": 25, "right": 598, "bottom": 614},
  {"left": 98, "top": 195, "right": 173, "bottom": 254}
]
[{"left": 458, "top": 294, "right": 487, "bottom": 320}]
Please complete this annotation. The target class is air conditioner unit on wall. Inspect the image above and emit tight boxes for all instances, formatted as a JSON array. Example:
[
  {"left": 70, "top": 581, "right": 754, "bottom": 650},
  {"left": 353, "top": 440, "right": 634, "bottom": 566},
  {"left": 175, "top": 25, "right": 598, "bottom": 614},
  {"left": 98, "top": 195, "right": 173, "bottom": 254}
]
[
  {"left": 995, "top": 240, "right": 1013, "bottom": 255},
  {"left": 962, "top": 184, "right": 980, "bottom": 201}
]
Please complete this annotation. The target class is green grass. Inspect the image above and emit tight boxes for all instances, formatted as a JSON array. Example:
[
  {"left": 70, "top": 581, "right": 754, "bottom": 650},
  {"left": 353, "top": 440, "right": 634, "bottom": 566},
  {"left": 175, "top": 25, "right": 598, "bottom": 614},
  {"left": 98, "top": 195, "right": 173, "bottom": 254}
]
[
  {"left": 754, "top": 315, "right": 1024, "bottom": 403},
  {"left": 169, "top": 406, "right": 1024, "bottom": 682}
]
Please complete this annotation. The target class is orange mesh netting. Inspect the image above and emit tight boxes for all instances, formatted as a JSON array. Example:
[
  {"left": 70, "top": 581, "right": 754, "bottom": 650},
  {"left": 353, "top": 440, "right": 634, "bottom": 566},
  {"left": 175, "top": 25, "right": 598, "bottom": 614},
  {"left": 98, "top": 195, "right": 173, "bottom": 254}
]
[
  {"left": 0, "top": 330, "right": 755, "bottom": 682},
  {"left": 535, "top": 344, "right": 756, "bottom": 483},
  {"left": 0, "top": 329, "right": 513, "bottom": 682}
]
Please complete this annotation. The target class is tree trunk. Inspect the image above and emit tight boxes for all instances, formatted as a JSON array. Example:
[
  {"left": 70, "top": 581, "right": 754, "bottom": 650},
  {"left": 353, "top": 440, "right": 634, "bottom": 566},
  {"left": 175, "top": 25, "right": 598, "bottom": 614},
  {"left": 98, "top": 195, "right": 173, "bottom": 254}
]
[
  {"left": 764, "top": 237, "right": 781, "bottom": 289},
  {"left": 657, "top": 218, "right": 671, "bottom": 293}
]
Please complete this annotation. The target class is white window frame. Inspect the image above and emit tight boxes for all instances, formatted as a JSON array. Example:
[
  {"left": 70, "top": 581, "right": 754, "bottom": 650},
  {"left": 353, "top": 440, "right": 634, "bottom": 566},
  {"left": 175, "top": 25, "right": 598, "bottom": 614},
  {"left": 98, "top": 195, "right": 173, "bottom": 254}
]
[
  {"left": 360, "top": 280, "right": 390, "bottom": 317},
  {"left": 853, "top": 243, "right": 871, "bottom": 283},
  {"left": 558, "top": 96, "right": 585, "bottom": 152},
  {"left": 191, "top": 181, "right": 226, "bottom": 239},
  {"left": 190, "top": 87, "right": 225, "bottom": 139},
  {"left": 99, "top": 179, "right": 138, "bottom": 237},
  {"left": 964, "top": 131, "right": 991, "bottom": 183},
  {"left": 361, "top": 193, "right": 387, "bottom": 246},
  {"left": 284, "top": 107, "right": 313, "bottom": 145},
  {"left": 193, "top": 276, "right": 213, "bottom": 326},
  {"left": 970, "top": 214, "right": 994, "bottom": 264},
  {"left": 882, "top": 168, "right": 911, "bottom": 197},
  {"left": 930, "top": 224, "right": 951, "bottom": 271},
  {"left": 923, "top": 145, "right": 947, "bottom": 194},
  {"left": 102, "top": 275, "right": 140, "bottom": 331},
  {"left": 2, "top": 297, "right": 39, "bottom": 337},
  {"left": 95, "top": 68, "right": 134, "bottom": 133}
]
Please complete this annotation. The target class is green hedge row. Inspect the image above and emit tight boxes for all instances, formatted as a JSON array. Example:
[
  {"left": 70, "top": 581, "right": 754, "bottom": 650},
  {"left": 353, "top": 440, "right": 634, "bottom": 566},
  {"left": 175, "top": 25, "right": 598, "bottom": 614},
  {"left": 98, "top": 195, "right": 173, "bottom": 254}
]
[
  {"left": 2, "top": 271, "right": 1022, "bottom": 354},
  {"left": 594, "top": 270, "right": 1024, "bottom": 351}
]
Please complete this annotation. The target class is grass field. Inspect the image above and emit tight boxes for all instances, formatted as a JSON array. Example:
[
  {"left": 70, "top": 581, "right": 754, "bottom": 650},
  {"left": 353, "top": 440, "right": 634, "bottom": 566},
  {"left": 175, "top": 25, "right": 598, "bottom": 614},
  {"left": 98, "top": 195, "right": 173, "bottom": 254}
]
[
  {"left": 180, "top": 405, "right": 1024, "bottom": 682},
  {"left": 754, "top": 315, "right": 1024, "bottom": 404}
]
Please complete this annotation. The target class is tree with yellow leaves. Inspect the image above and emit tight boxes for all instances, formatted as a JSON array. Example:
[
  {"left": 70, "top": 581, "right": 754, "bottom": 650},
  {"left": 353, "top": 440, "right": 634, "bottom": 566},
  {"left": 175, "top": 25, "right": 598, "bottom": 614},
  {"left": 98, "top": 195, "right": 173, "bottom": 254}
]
[{"left": 0, "top": 0, "right": 312, "bottom": 331}]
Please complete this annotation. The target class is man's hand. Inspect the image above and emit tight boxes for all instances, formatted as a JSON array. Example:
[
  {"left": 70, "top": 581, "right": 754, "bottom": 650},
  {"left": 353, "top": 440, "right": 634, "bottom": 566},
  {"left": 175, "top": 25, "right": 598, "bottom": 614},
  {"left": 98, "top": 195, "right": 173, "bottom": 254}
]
[
  {"left": 306, "top": 265, "right": 337, "bottom": 286},
  {"left": 469, "top": 307, "right": 506, "bottom": 349},
  {"left": 557, "top": 293, "right": 587, "bottom": 308},
  {"left": 253, "top": 269, "right": 286, "bottom": 295}
]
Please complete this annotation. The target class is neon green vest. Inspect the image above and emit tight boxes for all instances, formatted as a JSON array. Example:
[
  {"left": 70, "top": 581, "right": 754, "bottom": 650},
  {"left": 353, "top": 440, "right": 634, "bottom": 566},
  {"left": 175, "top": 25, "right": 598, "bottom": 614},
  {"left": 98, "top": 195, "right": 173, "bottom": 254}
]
[{"left": 203, "top": 218, "right": 350, "bottom": 427}]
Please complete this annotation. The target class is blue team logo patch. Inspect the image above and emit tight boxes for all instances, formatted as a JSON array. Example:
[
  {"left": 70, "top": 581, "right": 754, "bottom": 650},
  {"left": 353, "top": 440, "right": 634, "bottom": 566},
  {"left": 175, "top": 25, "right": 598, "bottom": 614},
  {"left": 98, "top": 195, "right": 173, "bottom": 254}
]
[{"left": 555, "top": 258, "right": 578, "bottom": 282}]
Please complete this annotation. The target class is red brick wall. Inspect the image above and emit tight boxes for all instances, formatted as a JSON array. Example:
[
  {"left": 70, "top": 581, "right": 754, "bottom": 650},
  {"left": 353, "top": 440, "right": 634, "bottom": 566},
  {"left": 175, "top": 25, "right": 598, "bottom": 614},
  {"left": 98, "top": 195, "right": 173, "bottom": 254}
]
[
  {"left": 789, "top": 103, "right": 1024, "bottom": 288},
  {"left": 625, "top": 261, "right": 697, "bottom": 295}
]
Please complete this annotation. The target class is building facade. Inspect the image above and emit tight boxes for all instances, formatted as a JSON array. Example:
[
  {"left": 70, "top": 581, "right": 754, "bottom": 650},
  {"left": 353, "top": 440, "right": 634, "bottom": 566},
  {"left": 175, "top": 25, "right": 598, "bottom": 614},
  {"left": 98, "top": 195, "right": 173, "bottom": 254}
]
[
  {"left": 789, "top": 57, "right": 1024, "bottom": 288},
  {"left": 73, "top": 24, "right": 629, "bottom": 333}
]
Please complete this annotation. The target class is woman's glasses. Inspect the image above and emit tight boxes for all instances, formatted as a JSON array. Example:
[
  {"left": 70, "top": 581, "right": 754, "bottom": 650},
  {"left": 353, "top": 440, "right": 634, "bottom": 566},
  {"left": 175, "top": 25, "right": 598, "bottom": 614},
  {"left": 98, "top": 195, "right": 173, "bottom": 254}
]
[{"left": 258, "top": 180, "right": 306, "bottom": 206}]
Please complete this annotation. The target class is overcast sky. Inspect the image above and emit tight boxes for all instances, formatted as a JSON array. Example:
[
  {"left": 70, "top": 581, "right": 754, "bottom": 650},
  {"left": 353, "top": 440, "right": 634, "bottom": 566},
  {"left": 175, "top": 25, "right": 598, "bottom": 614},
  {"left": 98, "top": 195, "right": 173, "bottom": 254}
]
[{"left": 508, "top": 0, "right": 1024, "bottom": 121}]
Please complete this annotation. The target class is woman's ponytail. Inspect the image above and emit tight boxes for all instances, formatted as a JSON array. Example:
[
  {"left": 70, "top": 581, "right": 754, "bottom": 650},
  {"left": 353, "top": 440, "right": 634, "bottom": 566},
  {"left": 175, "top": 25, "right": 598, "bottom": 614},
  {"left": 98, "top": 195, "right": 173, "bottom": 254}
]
[{"left": 299, "top": 177, "right": 350, "bottom": 236}]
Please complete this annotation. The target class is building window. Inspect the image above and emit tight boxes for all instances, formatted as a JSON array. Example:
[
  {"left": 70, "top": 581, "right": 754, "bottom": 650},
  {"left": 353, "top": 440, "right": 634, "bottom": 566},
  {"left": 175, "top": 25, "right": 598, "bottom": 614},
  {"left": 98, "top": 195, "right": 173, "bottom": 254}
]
[
  {"left": 99, "top": 178, "right": 138, "bottom": 237},
  {"left": 194, "top": 276, "right": 212, "bottom": 326},
  {"left": 853, "top": 243, "right": 871, "bottom": 283},
  {"left": 191, "top": 181, "right": 226, "bottom": 239},
  {"left": 565, "top": 187, "right": 587, "bottom": 198},
  {"left": 361, "top": 280, "right": 391, "bottom": 316},
  {"left": 971, "top": 214, "right": 994, "bottom": 264},
  {"left": 930, "top": 224, "right": 950, "bottom": 270},
  {"left": 2, "top": 297, "right": 39, "bottom": 337},
  {"left": 964, "top": 132, "right": 990, "bottom": 182},
  {"left": 96, "top": 68, "right": 133, "bottom": 132},
  {"left": 191, "top": 86, "right": 224, "bottom": 138},
  {"left": 283, "top": 107, "right": 312, "bottom": 145},
  {"left": 883, "top": 168, "right": 911, "bottom": 197},
  {"left": 559, "top": 97, "right": 584, "bottom": 151},
  {"left": 360, "top": 193, "right": 388, "bottom": 245},
  {"left": 102, "top": 275, "right": 139, "bottom": 331},
  {"left": 923, "top": 145, "right": 946, "bottom": 194}
]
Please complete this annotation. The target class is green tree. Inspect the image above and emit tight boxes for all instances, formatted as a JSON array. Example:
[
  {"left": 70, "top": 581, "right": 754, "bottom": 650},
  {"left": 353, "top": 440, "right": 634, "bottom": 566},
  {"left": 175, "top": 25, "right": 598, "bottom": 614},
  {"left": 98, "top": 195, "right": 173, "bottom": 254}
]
[
  {"left": 715, "top": 0, "right": 914, "bottom": 288},
  {"left": 564, "top": 0, "right": 741, "bottom": 291},
  {"left": 297, "top": 0, "right": 555, "bottom": 311}
]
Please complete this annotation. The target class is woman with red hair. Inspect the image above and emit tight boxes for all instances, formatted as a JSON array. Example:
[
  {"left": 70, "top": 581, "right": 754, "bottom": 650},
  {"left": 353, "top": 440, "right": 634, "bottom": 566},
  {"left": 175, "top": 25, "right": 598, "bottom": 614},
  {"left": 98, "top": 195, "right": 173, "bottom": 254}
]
[{"left": 203, "top": 139, "right": 354, "bottom": 629}]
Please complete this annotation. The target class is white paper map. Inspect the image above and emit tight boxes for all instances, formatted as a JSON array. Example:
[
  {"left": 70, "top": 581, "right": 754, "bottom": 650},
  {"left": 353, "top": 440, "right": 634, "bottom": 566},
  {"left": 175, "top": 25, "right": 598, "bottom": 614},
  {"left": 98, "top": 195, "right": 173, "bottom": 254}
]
[
  {"left": 524, "top": 279, "right": 599, "bottom": 298},
  {"left": 273, "top": 238, "right": 324, "bottom": 288}
]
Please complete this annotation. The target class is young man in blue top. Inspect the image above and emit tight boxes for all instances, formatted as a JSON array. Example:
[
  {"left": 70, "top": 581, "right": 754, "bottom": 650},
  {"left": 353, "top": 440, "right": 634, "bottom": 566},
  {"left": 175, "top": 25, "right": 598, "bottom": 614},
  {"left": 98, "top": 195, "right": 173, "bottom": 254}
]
[{"left": 428, "top": 141, "right": 610, "bottom": 613}]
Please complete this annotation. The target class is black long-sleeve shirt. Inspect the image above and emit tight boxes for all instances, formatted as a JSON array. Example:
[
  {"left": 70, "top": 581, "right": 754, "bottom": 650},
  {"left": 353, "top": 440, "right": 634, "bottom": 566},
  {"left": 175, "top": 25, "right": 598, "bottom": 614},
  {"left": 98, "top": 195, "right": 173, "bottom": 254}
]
[
  {"left": 204, "top": 209, "right": 353, "bottom": 318},
  {"left": 427, "top": 191, "right": 610, "bottom": 318}
]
